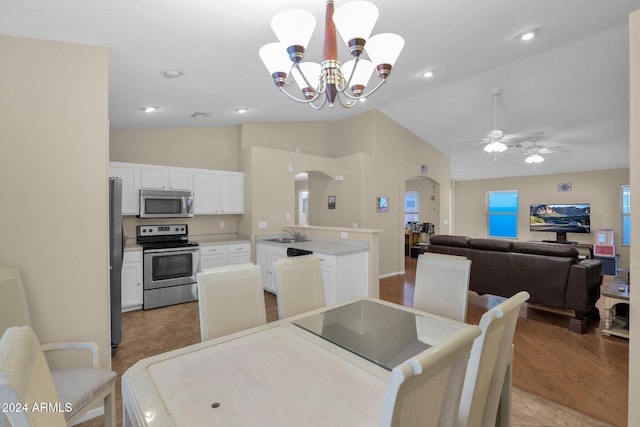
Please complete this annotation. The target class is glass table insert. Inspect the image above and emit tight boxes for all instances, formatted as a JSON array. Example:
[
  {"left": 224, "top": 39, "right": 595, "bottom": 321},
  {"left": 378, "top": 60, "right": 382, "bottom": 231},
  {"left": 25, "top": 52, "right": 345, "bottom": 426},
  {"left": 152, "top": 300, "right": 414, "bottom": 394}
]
[{"left": 293, "top": 299, "right": 465, "bottom": 370}]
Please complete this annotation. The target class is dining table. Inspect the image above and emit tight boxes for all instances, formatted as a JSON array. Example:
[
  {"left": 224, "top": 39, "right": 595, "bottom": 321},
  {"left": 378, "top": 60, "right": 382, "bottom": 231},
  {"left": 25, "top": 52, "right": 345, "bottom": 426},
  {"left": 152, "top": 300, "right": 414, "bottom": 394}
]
[{"left": 121, "top": 297, "right": 480, "bottom": 427}]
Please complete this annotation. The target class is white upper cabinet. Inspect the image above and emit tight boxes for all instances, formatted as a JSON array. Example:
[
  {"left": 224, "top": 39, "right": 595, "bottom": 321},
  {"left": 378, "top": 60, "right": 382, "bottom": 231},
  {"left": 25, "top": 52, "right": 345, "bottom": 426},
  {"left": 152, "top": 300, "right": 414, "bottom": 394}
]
[
  {"left": 193, "top": 169, "right": 220, "bottom": 214},
  {"left": 109, "top": 161, "right": 141, "bottom": 215},
  {"left": 141, "top": 165, "right": 193, "bottom": 191},
  {"left": 140, "top": 165, "right": 166, "bottom": 189},
  {"left": 109, "top": 161, "right": 244, "bottom": 216},
  {"left": 220, "top": 171, "right": 244, "bottom": 214},
  {"left": 167, "top": 168, "right": 193, "bottom": 191},
  {"left": 193, "top": 169, "right": 244, "bottom": 215}
]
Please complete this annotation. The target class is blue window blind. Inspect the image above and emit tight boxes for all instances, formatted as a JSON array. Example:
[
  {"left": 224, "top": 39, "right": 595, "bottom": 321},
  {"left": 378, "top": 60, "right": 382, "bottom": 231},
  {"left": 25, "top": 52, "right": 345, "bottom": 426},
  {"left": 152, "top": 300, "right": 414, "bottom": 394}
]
[
  {"left": 622, "top": 185, "right": 630, "bottom": 246},
  {"left": 487, "top": 190, "right": 518, "bottom": 238}
]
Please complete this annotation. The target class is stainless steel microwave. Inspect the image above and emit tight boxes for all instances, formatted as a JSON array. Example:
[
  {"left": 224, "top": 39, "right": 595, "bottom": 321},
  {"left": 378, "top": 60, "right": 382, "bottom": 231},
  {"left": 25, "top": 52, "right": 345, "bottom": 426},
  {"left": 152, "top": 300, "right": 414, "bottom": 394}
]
[{"left": 138, "top": 189, "right": 194, "bottom": 218}]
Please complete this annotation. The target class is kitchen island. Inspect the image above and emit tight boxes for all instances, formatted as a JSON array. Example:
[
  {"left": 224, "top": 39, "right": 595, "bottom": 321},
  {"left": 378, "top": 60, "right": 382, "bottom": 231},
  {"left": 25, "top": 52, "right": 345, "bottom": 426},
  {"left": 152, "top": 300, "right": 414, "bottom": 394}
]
[{"left": 256, "top": 232, "right": 370, "bottom": 305}]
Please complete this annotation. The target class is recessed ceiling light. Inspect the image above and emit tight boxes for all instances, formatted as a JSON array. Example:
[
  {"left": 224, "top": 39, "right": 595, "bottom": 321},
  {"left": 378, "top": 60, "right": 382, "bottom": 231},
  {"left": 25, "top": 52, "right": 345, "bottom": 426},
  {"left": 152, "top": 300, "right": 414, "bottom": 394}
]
[
  {"left": 138, "top": 106, "right": 158, "bottom": 113},
  {"left": 161, "top": 70, "right": 184, "bottom": 79},
  {"left": 190, "top": 112, "right": 212, "bottom": 118},
  {"left": 422, "top": 71, "right": 435, "bottom": 78},
  {"left": 518, "top": 28, "right": 539, "bottom": 41},
  {"left": 235, "top": 108, "right": 248, "bottom": 114}
]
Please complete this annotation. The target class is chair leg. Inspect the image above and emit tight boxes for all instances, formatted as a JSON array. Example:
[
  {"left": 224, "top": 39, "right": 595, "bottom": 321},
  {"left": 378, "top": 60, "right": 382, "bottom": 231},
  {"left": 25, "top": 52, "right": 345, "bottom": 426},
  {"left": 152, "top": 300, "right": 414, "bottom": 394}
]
[{"left": 104, "top": 383, "right": 117, "bottom": 427}]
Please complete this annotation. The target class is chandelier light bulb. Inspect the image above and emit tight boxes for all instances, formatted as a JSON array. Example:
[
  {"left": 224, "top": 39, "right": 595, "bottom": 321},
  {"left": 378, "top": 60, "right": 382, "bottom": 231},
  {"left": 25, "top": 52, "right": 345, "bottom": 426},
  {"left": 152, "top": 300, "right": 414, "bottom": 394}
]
[
  {"left": 333, "top": 1, "right": 379, "bottom": 56},
  {"left": 271, "top": 9, "right": 316, "bottom": 62}
]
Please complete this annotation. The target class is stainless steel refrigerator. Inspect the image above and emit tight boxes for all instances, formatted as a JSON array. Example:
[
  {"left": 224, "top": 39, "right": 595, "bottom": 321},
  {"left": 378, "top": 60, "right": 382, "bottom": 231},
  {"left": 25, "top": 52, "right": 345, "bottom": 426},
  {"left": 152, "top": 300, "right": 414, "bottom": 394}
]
[{"left": 109, "top": 177, "right": 124, "bottom": 356}]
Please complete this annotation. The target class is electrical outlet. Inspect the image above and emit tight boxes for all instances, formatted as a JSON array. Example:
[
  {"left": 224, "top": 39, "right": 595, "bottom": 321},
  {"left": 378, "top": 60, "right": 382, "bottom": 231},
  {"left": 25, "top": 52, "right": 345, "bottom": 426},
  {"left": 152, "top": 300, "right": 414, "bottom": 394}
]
[
  {"left": 285, "top": 213, "right": 290, "bottom": 220},
  {"left": 340, "top": 232, "right": 348, "bottom": 239},
  {"left": 258, "top": 221, "right": 267, "bottom": 229},
  {"left": 219, "top": 221, "right": 224, "bottom": 229}
]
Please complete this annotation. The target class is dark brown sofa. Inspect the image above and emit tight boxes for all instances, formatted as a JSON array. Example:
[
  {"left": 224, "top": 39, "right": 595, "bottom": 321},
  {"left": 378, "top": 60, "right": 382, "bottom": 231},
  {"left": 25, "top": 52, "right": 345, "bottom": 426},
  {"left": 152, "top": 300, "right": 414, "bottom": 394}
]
[{"left": 427, "top": 235, "right": 603, "bottom": 333}]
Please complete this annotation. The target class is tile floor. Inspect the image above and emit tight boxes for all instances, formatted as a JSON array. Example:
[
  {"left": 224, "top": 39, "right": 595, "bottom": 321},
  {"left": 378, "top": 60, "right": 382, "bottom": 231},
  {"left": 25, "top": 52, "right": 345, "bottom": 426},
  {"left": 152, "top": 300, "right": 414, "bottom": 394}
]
[{"left": 512, "top": 387, "right": 615, "bottom": 426}]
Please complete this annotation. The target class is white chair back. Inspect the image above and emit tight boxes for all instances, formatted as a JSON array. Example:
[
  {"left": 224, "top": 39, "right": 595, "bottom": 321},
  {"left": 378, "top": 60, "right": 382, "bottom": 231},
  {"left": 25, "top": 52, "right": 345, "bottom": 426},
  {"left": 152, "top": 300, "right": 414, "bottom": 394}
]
[
  {"left": 0, "top": 267, "right": 32, "bottom": 337},
  {"left": 197, "top": 263, "right": 267, "bottom": 341},
  {"left": 274, "top": 255, "right": 325, "bottom": 319},
  {"left": 456, "top": 291, "right": 530, "bottom": 427},
  {"left": 380, "top": 325, "right": 482, "bottom": 427},
  {"left": 0, "top": 326, "right": 68, "bottom": 427},
  {"left": 414, "top": 253, "right": 471, "bottom": 322}
]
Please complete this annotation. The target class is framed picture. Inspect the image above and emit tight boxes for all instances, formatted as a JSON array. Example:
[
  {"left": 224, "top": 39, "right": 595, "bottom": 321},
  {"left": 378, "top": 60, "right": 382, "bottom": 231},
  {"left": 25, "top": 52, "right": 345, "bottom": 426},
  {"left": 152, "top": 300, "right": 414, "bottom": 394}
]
[
  {"left": 328, "top": 195, "right": 336, "bottom": 209},
  {"left": 376, "top": 197, "right": 388, "bottom": 212}
]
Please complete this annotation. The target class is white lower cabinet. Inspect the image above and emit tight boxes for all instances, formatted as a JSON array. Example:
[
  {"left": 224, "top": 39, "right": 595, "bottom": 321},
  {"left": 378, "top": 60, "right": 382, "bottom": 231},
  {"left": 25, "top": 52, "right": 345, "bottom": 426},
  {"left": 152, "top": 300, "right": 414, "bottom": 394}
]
[
  {"left": 121, "top": 250, "right": 143, "bottom": 312},
  {"left": 200, "top": 242, "right": 251, "bottom": 271},
  {"left": 315, "top": 254, "right": 336, "bottom": 306},
  {"left": 200, "top": 244, "right": 228, "bottom": 270},
  {"left": 226, "top": 242, "right": 251, "bottom": 265},
  {"left": 256, "top": 243, "right": 286, "bottom": 294},
  {"left": 256, "top": 242, "right": 368, "bottom": 303}
]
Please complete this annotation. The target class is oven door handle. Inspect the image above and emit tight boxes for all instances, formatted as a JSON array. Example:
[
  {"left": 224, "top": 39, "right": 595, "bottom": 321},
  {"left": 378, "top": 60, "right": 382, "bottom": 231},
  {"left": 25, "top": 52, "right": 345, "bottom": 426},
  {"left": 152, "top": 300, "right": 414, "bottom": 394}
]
[{"left": 143, "top": 247, "right": 200, "bottom": 254}]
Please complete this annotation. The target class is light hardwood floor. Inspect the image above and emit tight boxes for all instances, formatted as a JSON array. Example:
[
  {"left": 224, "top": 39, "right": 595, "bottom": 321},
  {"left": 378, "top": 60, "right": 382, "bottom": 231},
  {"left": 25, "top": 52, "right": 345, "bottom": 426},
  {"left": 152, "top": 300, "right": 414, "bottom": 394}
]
[{"left": 80, "top": 257, "right": 627, "bottom": 427}]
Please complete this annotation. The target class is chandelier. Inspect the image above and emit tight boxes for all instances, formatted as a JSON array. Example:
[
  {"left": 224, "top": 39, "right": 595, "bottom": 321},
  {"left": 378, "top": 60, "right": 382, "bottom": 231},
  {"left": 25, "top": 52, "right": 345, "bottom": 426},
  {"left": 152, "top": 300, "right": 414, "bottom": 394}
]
[{"left": 258, "top": 0, "right": 404, "bottom": 109}]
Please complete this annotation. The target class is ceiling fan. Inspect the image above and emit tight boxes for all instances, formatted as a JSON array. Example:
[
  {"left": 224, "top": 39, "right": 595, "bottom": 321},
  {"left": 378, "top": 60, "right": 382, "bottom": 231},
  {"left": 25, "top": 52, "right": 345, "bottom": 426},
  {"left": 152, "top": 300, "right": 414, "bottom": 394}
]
[
  {"left": 460, "top": 88, "right": 546, "bottom": 154},
  {"left": 521, "top": 139, "right": 569, "bottom": 164}
]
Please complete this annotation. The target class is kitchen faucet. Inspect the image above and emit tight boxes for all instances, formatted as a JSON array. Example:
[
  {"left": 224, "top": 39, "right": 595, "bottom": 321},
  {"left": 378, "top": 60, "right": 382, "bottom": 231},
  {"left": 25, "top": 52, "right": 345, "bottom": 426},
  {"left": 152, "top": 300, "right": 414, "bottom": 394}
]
[{"left": 284, "top": 228, "right": 305, "bottom": 241}]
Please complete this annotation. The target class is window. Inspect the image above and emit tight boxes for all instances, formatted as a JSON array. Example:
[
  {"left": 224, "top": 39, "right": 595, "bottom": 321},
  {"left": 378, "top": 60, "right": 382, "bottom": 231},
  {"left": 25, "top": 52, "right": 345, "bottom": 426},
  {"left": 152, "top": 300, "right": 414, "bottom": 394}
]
[
  {"left": 404, "top": 191, "right": 419, "bottom": 224},
  {"left": 487, "top": 190, "right": 518, "bottom": 238},
  {"left": 622, "top": 185, "right": 630, "bottom": 246}
]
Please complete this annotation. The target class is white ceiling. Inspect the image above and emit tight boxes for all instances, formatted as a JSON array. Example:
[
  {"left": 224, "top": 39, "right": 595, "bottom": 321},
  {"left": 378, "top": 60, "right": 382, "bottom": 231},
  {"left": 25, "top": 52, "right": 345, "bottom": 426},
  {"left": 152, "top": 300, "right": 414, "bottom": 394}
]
[{"left": 2, "top": 0, "right": 638, "bottom": 180}]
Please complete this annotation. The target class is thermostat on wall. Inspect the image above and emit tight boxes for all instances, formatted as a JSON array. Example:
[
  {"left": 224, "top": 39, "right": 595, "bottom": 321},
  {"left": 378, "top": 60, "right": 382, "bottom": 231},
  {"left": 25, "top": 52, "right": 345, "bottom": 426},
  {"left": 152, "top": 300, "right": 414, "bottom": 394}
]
[{"left": 557, "top": 183, "right": 572, "bottom": 192}]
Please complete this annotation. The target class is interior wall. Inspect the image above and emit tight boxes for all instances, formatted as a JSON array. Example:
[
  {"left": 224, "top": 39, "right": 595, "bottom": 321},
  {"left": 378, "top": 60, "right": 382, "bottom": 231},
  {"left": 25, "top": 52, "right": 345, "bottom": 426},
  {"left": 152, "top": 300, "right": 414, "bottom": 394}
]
[
  {"left": 0, "top": 36, "right": 110, "bottom": 368},
  {"left": 308, "top": 154, "right": 364, "bottom": 228},
  {"left": 110, "top": 127, "right": 238, "bottom": 169},
  {"left": 453, "top": 168, "right": 630, "bottom": 268},
  {"left": 627, "top": 8, "right": 639, "bottom": 422},
  {"left": 369, "top": 112, "right": 452, "bottom": 276}
]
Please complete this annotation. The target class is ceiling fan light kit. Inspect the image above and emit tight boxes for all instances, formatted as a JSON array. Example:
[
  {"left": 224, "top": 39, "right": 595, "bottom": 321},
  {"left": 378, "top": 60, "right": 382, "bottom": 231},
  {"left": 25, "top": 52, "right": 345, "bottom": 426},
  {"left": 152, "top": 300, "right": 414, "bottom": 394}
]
[
  {"left": 525, "top": 153, "right": 544, "bottom": 164},
  {"left": 259, "top": 0, "right": 404, "bottom": 109}
]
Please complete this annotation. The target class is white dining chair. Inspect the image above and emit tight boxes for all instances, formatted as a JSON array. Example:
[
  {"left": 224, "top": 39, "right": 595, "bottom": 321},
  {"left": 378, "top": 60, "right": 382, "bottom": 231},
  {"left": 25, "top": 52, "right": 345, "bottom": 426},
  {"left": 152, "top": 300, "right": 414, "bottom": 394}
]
[
  {"left": 274, "top": 255, "right": 325, "bottom": 319},
  {"left": 456, "top": 290, "right": 530, "bottom": 427},
  {"left": 0, "top": 326, "right": 117, "bottom": 427},
  {"left": 197, "top": 263, "right": 267, "bottom": 341},
  {"left": 414, "top": 252, "right": 472, "bottom": 322},
  {"left": 379, "top": 324, "right": 482, "bottom": 427},
  {"left": 0, "top": 267, "right": 117, "bottom": 427}
]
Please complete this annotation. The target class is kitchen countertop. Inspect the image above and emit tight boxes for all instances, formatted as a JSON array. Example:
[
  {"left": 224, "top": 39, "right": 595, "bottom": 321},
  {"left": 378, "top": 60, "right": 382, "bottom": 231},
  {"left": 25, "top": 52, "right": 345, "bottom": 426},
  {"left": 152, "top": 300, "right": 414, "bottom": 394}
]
[
  {"left": 191, "top": 233, "right": 250, "bottom": 245},
  {"left": 257, "top": 237, "right": 367, "bottom": 256}
]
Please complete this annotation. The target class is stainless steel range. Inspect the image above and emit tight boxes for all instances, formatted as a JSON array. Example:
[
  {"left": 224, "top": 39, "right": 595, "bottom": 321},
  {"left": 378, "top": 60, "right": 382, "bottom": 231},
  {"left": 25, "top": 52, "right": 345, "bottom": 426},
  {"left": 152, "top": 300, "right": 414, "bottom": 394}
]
[{"left": 137, "top": 224, "right": 200, "bottom": 310}]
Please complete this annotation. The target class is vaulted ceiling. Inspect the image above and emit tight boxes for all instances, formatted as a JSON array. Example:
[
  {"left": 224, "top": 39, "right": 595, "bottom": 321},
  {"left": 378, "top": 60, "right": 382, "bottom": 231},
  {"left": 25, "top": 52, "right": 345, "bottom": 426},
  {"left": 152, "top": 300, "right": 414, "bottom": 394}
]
[{"left": 2, "top": 0, "right": 638, "bottom": 180}]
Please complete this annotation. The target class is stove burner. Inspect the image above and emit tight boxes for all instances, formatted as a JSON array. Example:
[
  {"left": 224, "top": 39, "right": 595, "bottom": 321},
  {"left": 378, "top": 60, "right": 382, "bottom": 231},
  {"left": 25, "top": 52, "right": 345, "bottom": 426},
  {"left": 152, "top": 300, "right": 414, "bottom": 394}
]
[{"left": 136, "top": 224, "right": 198, "bottom": 249}]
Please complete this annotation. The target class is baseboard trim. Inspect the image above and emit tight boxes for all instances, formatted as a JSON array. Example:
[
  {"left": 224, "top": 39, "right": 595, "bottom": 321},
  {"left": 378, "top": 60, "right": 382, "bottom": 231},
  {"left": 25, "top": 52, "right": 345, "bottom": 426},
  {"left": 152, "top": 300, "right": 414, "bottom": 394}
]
[{"left": 379, "top": 271, "right": 405, "bottom": 279}]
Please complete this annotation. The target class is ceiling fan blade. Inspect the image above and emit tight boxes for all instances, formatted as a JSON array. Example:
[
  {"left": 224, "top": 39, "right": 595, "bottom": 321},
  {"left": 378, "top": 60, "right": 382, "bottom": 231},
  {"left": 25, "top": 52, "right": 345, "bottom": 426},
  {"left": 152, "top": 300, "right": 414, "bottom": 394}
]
[{"left": 504, "top": 130, "right": 546, "bottom": 139}]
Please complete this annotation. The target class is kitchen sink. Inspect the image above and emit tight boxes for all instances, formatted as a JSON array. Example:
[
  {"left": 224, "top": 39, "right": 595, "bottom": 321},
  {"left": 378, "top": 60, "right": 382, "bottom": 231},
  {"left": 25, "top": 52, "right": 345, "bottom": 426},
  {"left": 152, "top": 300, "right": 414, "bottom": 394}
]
[{"left": 262, "top": 238, "right": 307, "bottom": 244}]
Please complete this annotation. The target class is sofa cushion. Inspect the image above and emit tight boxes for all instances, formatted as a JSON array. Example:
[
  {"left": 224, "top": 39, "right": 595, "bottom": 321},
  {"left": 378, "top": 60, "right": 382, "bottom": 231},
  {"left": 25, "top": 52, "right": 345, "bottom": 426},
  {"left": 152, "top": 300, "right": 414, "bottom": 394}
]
[
  {"left": 429, "top": 235, "right": 470, "bottom": 248},
  {"left": 469, "top": 238, "right": 513, "bottom": 252},
  {"left": 512, "top": 242, "right": 578, "bottom": 260}
]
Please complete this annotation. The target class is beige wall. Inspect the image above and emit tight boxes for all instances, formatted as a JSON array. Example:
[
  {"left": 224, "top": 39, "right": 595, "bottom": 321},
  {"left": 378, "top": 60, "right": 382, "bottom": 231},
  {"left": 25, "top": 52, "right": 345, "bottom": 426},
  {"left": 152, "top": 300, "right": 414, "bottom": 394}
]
[
  {"left": 453, "top": 169, "right": 630, "bottom": 268},
  {"left": 0, "top": 36, "right": 110, "bottom": 368},
  {"left": 110, "top": 127, "right": 238, "bottom": 169},
  {"left": 628, "top": 9, "right": 639, "bottom": 423}
]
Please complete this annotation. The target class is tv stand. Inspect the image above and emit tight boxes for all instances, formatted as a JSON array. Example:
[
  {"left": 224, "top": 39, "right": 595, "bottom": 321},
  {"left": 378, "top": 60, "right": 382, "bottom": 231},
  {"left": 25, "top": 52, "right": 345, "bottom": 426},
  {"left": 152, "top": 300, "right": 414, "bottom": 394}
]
[{"left": 542, "top": 240, "right": 578, "bottom": 245}]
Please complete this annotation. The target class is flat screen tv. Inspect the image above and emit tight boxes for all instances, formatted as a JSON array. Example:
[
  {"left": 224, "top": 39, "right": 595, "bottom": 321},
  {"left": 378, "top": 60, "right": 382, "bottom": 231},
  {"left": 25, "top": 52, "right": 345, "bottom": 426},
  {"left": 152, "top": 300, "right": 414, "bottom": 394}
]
[{"left": 530, "top": 203, "right": 591, "bottom": 243}]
